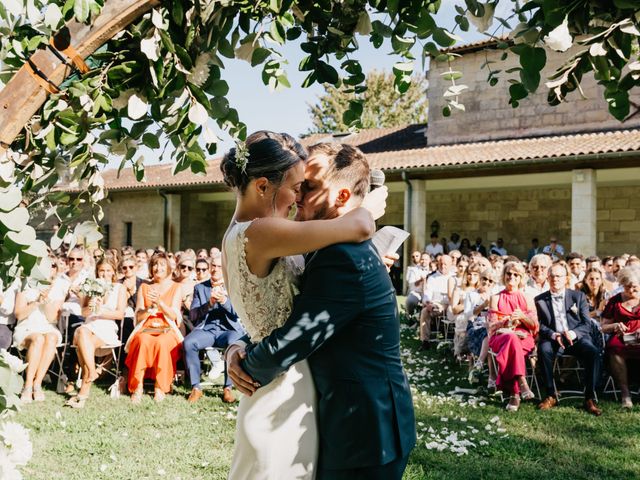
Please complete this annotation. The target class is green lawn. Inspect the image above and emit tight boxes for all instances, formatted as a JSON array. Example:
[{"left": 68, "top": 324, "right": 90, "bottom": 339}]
[{"left": 15, "top": 313, "right": 640, "bottom": 480}]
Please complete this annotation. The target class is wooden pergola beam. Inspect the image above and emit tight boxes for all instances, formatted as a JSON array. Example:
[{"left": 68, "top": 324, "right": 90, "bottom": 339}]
[{"left": 0, "top": 0, "right": 160, "bottom": 156}]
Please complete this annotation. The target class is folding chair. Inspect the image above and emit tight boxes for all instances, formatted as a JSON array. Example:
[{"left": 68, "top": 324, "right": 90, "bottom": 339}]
[
  {"left": 552, "top": 354, "right": 598, "bottom": 402},
  {"left": 488, "top": 348, "right": 541, "bottom": 400}
]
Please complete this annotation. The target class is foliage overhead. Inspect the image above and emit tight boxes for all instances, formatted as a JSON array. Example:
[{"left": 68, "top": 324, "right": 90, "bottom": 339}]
[
  {"left": 0, "top": 0, "right": 639, "bottom": 284},
  {"left": 308, "top": 70, "right": 427, "bottom": 133}
]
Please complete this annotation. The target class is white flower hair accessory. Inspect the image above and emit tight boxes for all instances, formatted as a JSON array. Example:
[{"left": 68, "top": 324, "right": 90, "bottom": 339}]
[{"left": 234, "top": 140, "right": 249, "bottom": 174}]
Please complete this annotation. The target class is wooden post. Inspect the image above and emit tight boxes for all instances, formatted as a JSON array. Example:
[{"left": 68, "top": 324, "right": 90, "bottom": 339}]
[{"left": 0, "top": 0, "right": 160, "bottom": 156}]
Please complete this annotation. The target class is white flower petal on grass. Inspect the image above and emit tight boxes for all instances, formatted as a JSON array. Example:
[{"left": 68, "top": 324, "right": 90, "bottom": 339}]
[
  {"left": 100, "top": 464, "right": 108, "bottom": 472},
  {"left": 157, "top": 468, "right": 166, "bottom": 475},
  {"left": 128, "top": 94, "right": 148, "bottom": 120},
  {"left": 188, "top": 102, "right": 209, "bottom": 126},
  {"left": 544, "top": 17, "right": 573, "bottom": 52},
  {"left": 490, "top": 415, "right": 500, "bottom": 424},
  {"left": 0, "top": 422, "right": 32, "bottom": 466}
]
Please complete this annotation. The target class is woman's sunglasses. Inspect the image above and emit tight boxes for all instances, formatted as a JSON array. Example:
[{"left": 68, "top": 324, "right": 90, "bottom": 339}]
[
  {"left": 122, "top": 265, "right": 136, "bottom": 271},
  {"left": 180, "top": 265, "right": 194, "bottom": 271}
]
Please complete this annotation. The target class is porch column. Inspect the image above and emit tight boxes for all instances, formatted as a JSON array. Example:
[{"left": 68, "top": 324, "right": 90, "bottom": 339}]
[
  {"left": 166, "top": 193, "right": 181, "bottom": 251},
  {"left": 571, "top": 169, "right": 596, "bottom": 255},
  {"left": 404, "top": 179, "right": 427, "bottom": 254}
]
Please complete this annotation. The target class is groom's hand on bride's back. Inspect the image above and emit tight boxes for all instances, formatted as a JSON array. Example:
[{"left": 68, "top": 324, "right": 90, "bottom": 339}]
[{"left": 226, "top": 345, "right": 260, "bottom": 396}]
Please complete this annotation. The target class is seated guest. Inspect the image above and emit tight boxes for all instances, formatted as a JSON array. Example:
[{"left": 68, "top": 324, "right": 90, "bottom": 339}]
[
  {"left": 524, "top": 254, "right": 551, "bottom": 297},
  {"left": 184, "top": 253, "right": 245, "bottom": 404},
  {"left": 174, "top": 254, "right": 197, "bottom": 314},
  {"left": 126, "top": 252, "right": 182, "bottom": 403},
  {"left": 195, "top": 258, "right": 211, "bottom": 284},
  {"left": 601, "top": 266, "right": 640, "bottom": 409},
  {"left": 488, "top": 261, "right": 539, "bottom": 412},
  {"left": 0, "top": 278, "right": 19, "bottom": 350},
  {"left": 450, "top": 263, "right": 479, "bottom": 358},
  {"left": 405, "top": 251, "right": 428, "bottom": 318},
  {"left": 542, "top": 237, "right": 564, "bottom": 260},
  {"left": 472, "top": 237, "right": 487, "bottom": 257},
  {"left": 566, "top": 252, "right": 585, "bottom": 289},
  {"left": 580, "top": 267, "right": 608, "bottom": 319},
  {"left": 447, "top": 256, "right": 469, "bottom": 303},
  {"left": 465, "top": 269, "right": 497, "bottom": 387},
  {"left": 535, "top": 263, "right": 602, "bottom": 415},
  {"left": 118, "top": 255, "right": 143, "bottom": 349},
  {"left": 14, "top": 264, "right": 63, "bottom": 403},
  {"left": 135, "top": 249, "right": 149, "bottom": 279},
  {"left": 425, "top": 232, "right": 444, "bottom": 257},
  {"left": 418, "top": 254, "right": 453, "bottom": 350},
  {"left": 196, "top": 248, "right": 209, "bottom": 261},
  {"left": 459, "top": 238, "right": 472, "bottom": 256},
  {"left": 67, "top": 258, "right": 127, "bottom": 408},
  {"left": 489, "top": 238, "right": 507, "bottom": 256},
  {"left": 447, "top": 233, "right": 461, "bottom": 253},
  {"left": 526, "top": 238, "right": 541, "bottom": 262}
]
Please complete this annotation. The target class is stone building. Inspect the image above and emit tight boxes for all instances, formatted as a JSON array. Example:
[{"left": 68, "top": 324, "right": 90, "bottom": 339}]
[{"left": 61, "top": 38, "right": 640, "bottom": 270}]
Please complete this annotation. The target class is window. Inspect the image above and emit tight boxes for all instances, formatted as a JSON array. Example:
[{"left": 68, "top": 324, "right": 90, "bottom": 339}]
[
  {"left": 124, "top": 222, "right": 132, "bottom": 246},
  {"left": 101, "top": 224, "right": 109, "bottom": 249}
]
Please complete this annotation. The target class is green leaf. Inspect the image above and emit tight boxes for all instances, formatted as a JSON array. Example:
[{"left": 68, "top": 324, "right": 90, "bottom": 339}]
[
  {"left": 251, "top": 48, "right": 271, "bottom": 67},
  {"left": 613, "top": 0, "right": 639, "bottom": 7},
  {"left": 188, "top": 83, "right": 212, "bottom": 111},
  {"left": 442, "top": 105, "right": 451, "bottom": 117},
  {"left": 158, "top": 29, "right": 175, "bottom": 53},
  {"left": 172, "top": 1, "right": 183, "bottom": 26},
  {"left": 509, "top": 83, "right": 528, "bottom": 104},
  {"left": 520, "top": 47, "right": 546, "bottom": 73},
  {"left": 60, "top": 132, "right": 79, "bottom": 145},
  {"left": 211, "top": 96, "right": 229, "bottom": 119},
  {"left": 175, "top": 44, "right": 193, "bottom": 70},
  {"left": 433, "top": 28, "right": 458, "bottom": 48},
  {"left": 74, "top": 0, "right": 91, "bottom": 22},
  {"left": 142, "top": 133, "right": 160, "bottom": 149},
  {"left": 316, "top": 61, "right": 339, "bottom": 85},
  {"left": 520, "top": 68, "right": 540, "bottom": 92},
  {"left": 206, "top": 79, "right": 229, "bottom": 97},
  {"left": 270, "top": 20, "right": 285, "bottom": 44}
]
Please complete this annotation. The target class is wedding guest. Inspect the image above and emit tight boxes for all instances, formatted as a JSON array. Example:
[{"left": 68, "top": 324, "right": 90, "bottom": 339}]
[
  {"left": 135, "top": 249, "right": 149, "bottom": 279},
  {"left": 184, "top": 253, "right": 245, "bottom": 404},
  {"left": 126, "top": 252, "right": 182, "bottom": 403},
  {"left": 473, "top": 237, "right": 487, "bottom": 257},
  {"left": 0, "top": 278, "right": 19, "bottom": 349},
  {"left": 459, "top": 238, "right": 472, "bottom": 256},
  {"left": 418, "top": 254, "right": 453, "bottom": 349},
  {"left": 405, "top": 251, "right": 427, "bottom": 317},
  {"left": 196, "top": 249, "right": 209, "bottom": 260},
  {"left": 601, "top": 266, "right": 640, "bottom": 408},
  {"left": 527, "top": 238, "right": 541, "bottom": 262},
  {"left": 602, "top": 256, "right": 615, "bottom": 282},
  {"left": 524, "top": 254, "right": 551, "bottom": 297},
  {"left": 447, "top": 256, "right": 469, "bottom": 303},
  {"left": 14, "top": 264, "right": 63, "bottom": 403},
  {"left": 490, "top": 238, "right": 507, "bottom": 256},
  {"left": 488, "top": 261, "right": 539, "bottom": 412},
  {"left": 118, "top": 255, "right": 142, "bottom": 343},
  {"left": 543, "top": 237, "right": 564, "bottom": 260},
  {"left": 567, "top": 252, "right": 585, "bottom": 288},
  {"left": 447, "top": 233, "right": 461, "bottom": 253},
  {"left": 195, "top": 258, "right": 211, "bottom": 284},
  {"left": 535, "top": 263, "right": 602, "bottom": 416},
  {"left": 450, "top": 263, "right": 480, "bottom": 358},
  {"left": 449, "top": 250, "right": 462, "bottom": 267},
  {"left": 174, "top": 254, "right": 197, "bottom": 314},
  {"left": 580, "top": 268, "right": 608, "bottom": 319},
  {"left": 465, "top": 269, "right": 497, "bottom": 387},
  {"left": 67, "top": 257, "right": 127, "bottom": 408},
  {"left": 209, "top": 247, "right": 221, "bottom": 258},
  {"left": 425, "top": 232, "right": 444, "bottom": 257}
]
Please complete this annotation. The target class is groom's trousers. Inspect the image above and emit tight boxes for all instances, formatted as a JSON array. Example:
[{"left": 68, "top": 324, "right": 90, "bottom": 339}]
[{"left": 316, "top": 454, "right": 409, "bottom": 480}]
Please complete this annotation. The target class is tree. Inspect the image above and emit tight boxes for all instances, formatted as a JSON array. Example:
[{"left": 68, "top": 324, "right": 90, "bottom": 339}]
[
  {"left": 0, "top": 0, "right": 639, "bottom": 284},
  {"left": 308, "top": 70, "right": 427, "bottom": 133}
]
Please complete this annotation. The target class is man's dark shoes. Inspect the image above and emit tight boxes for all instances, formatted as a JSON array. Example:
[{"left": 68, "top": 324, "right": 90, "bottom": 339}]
[
  {"left": 538, "top": 396, "right": 558, "bottom": 410},
  {"left": 583, "top": 399, "right": 602, "bottom": 416},
  {"left": 419, "top": 341, "right": 430, "bottom": 351}
]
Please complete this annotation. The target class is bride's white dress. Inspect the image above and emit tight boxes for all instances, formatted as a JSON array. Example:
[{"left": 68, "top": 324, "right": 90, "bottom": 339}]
[{"left": 223, "top": 220, "right": 318, "bottom": 480}]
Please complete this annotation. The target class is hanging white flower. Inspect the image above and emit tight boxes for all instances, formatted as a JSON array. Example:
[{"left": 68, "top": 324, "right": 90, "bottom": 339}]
[
  {"left": 127, "top": 94, "right": 148, "bottom": 120},
  {"left": 355, "top": 11, "right": 372, "bottom": 35},
  {"left": 4, "top": 0, "right": 23, "bottom": 18},
  {"left": 189, "top": 53, "right": 213, "bottom": 87},
  {"left": 44, "top": 4, "right": 63, "bottom": 29},
  {"left": 140, "top": 31, "right": 160, "bottom": 62},
  {"left": 202, "top": 125, "right": 219, "bottom": 145},
  {"left": 25, "top": 0, "right": 42, "bottom": 25},
  {"left": 151, "top": 8, "right": 169, "bottom": 30},
  {"left": 467, "top": 1, "right": 495, "bottom": 33},
  {"left": 0, "top": 422, "right": 32, "bottom": 466},
  {"left": 188, "top": 101, "right": 208, "bottom": 126},
  {"left": 544, "top": 17, "right": 573, "bottom": 52}
]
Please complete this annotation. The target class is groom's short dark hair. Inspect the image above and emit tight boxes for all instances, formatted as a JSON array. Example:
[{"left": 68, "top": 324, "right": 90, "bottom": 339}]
[{"left": 308, "top": 143, "right": 370, "bottom": 198}]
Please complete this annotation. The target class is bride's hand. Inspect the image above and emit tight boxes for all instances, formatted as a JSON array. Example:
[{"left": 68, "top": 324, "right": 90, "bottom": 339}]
[
  {"left": 227, "top": 345, "right": 259, "bottom": 396},
  {"left": 361, "top": 186, "right": 388, "bottom": 221}
]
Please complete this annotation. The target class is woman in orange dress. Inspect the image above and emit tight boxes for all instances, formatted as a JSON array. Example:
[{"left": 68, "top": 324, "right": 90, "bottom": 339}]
[{"left": 125, "top": 252, "right": 182, "bottom": 403}]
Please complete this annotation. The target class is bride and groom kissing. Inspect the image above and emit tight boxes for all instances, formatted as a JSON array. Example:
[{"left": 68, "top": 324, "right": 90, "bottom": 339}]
[{"left": 220, "top": 132, "right": 416, "bottom": 479}]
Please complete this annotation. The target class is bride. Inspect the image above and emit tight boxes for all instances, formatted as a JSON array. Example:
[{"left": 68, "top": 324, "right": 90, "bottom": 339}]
[{"left": 221, "top": 131, "right": 386, "bottom": 479}]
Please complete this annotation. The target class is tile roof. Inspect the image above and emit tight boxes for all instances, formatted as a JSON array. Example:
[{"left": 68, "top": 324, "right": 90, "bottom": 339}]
[{"left": 75, "top": 128, "right": 640, "bottom": 192}]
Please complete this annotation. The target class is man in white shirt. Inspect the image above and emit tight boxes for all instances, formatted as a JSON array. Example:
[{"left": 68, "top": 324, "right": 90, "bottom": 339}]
[
  {"left": 418, "top": 254, "right": 452, "bottom": 350},
  {"left": 424, "top": 233, "right": 443, "bottom": 257},
  {"left": 0, "top": 279, "right": 19, "bottom": 349},
  {"left": 404, "top": 251, "right": 429, "bottom": 318},
  {"left": 542, "top": 237, "right": 565, "bottom": 260},
  {"left": 524, "top": 254, "right": 551, "bottom": 297},
  {"left": 566, "top": 252, "right": 585, "bottom": 289},
  {"left": 534, "top": 263, "right": 601, "bottom": 416},
  {"left": 447, "top": 233, "right": 461, "bottom": 253}
]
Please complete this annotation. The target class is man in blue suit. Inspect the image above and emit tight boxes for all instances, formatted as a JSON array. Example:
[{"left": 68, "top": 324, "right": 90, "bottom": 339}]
[
  {"left": 184, "top": 252, "right": 245, "bottom": 404},
  {"left": 228, "top": 143, "right": 416, "bottom": 479}
]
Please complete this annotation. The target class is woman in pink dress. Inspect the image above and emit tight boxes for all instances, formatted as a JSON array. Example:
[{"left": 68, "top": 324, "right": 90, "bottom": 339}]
[{"left": 488, "top": 261, "right": 539, "bottom": 412}]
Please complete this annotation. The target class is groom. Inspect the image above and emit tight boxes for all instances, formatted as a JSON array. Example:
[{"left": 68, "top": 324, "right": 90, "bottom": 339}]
[{"left": 227, "top": 142, "right": 416, "bottom": 479}]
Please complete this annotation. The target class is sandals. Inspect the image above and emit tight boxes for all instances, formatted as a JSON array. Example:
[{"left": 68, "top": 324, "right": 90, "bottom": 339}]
[
  {"left": 505, "top": 395, "right": 520, "bottom": 412},
  {"left": 520, "top": 389, "right": 535, "bottom": 401},
  {"left": 65, "top": 394, "right": 88, "bottom": 409},
  {"left": 20, "top": 387, "right": 33, "bottom": 404},
  {"left": 131, "top": 387, "right": 143, "bottom": 404},
  {"left": 33, "top": 386, "right": 46, "bottom": 402},
  {"left": 621, "top": 397, "right": 633, "bottom": 409},
  {"left": 153, "top": 388, "right": 166, "bottom": 403}
]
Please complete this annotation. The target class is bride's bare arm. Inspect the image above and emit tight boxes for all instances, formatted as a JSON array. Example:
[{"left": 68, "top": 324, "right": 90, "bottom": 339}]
[{"left": 246, "top": 187, "right": 387, "bottom": 260}]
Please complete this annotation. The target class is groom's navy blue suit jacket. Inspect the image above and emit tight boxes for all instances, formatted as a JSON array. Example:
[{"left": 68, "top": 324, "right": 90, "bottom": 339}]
[{"left": 242, "top": 240, "right": 416, "bottom": 470}]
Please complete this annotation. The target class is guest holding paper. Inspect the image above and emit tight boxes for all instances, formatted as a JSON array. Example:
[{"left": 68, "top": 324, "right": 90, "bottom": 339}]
[
  {"left": 488, "top": 261, "right": 539, "bottom": 412},
  {"left": 126, "top": 252, "right": 182, "bottom": 403},
  {"left": 601, "top": 265, "right": 640, "bottom": 409}
]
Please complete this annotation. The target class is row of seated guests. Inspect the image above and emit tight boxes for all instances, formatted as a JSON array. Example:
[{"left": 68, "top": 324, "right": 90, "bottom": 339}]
[
  {"left": 0, "top": 245, "right": 244, "bottom": 407},
  {"left": 407, "top": 249, "right": 640, "bottom": 413}
]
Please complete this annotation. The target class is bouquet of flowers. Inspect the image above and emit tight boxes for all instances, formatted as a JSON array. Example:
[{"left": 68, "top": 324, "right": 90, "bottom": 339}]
[{"left": 80, "top": 278, "right": 111, "bottom": 313}]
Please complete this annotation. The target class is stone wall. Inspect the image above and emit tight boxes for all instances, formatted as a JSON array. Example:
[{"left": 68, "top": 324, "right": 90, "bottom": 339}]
[
  {"left": 378, "top": 191, "right": 405, "bottom": 227},
  {"left": 428, "top": 45, "right": 640, "bottom": 145},
  {"left": 179, "top": 193, "right": 235, "bottom": 249},
  {"left": 597, "top": 185, "right": 640, "bottom": 255},
  {"left": 102, "top": 191, "right": 164, "bottom": 248},
  {"left": 422, "top": 186, "right": 572, "bottom": 259}
]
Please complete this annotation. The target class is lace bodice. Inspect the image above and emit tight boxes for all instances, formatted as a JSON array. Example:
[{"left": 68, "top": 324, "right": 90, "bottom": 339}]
[{"left": 223, "top": 220, "right": 304, "bottom": 342}]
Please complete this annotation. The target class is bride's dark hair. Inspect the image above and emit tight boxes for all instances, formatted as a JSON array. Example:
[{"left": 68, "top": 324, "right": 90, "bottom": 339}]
[{"left": 220, "top": 131, "right": 307, "bottom": 193}]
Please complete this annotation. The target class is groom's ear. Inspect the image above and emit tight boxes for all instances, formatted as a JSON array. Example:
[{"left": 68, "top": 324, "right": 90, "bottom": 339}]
[{"left": 334, "top": 188, "right": 351, "bottom": 207}]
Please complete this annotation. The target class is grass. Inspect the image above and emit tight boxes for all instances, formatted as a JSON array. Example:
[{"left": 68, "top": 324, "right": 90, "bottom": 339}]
[{"left": 15, "top": 301, "right": 640, "bottom": 480}]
